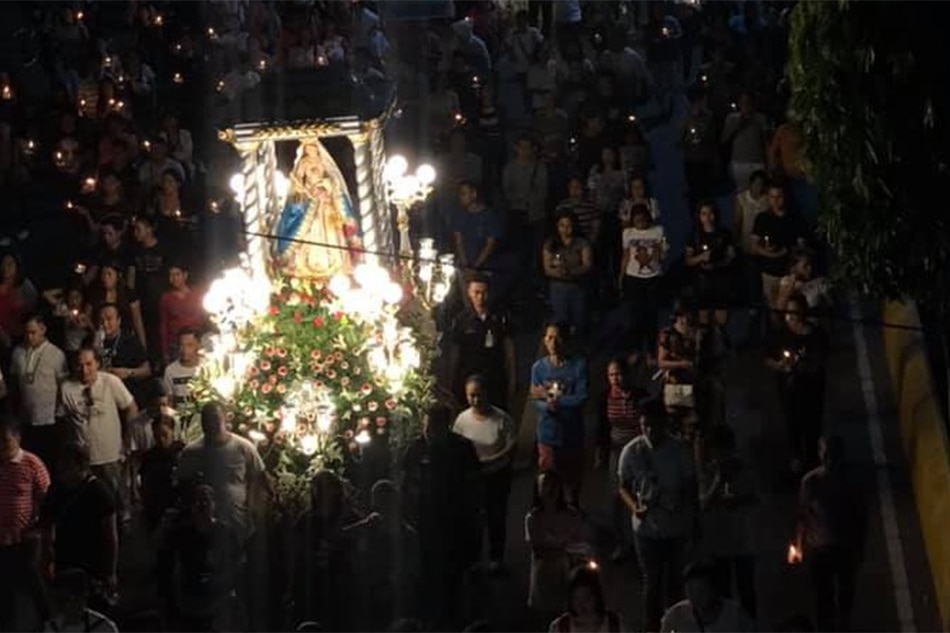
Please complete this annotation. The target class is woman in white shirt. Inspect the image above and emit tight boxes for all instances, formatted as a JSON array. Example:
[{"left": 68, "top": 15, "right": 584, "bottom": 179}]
[
  {"left": 453, "top": 374, "right": 515, "bottom": 573},
  {"left": 619, "top": 204, "right": 668, "bottom": 363}
]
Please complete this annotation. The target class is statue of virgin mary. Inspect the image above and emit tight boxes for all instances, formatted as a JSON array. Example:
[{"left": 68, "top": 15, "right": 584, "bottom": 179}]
[{"left": 274, "top": 139, "right": 361, "bottom": 280}]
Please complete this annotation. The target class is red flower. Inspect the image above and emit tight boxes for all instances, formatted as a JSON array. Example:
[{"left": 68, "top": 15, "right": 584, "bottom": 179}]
[
  {"left": 326, "top": 369, "right": 337, "bottom": 379},
  {"left": 313, "top": 316, "right": 324, "bottom": 328},
  {"left": 293, "top": 312, "right": 303, "bottom": 324},
  {"left": 268, "top": 305, "right": 280, "bottom": 316},
  {"left": 360, "top": 383, "right": 372, "bottom": 395},
  {"left": 343, "top": 223, "right": 357, "bottom": 238},
  {"left": 276, "top": 348, "right": 287, "bottom": 358},
  {"left": 259, "top": 360, "right": 271, "bottom": 371},
  {"left": 310, "top": 349, "right": 322, "bottom": 360},
  {"left": 277, "top": 366, "right": 288, "bottom": 377},
  {"left": 276, "top": 384, "right": 286, "bottom": 394},
  {"left": 261, "top": 383, "right": 273, "bottom": 394}
]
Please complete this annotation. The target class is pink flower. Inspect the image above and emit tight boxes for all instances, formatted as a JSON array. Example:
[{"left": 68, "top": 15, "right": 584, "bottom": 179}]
[
  {"left": 385, "top": 399, "right": 397, "bottom": 411},
  {"left": 268, "top": 306, "right": 280, "bottom": 316},
  {"left": 311, "top": 363, "right": 324, "bottom": 374},
  {"left": 293, "top": 312, "right": 302, "bottom": 324},
  {"left": 375, "top": 417, "right": 387, "bottom": 427},
  {"left": 261, "top": 383, "right": 273, "bottom": 394},
  {"left": 260, "top": 360, "right": 271, "bottom": 371},
  {"left": 333, "top": 351, "right": 344, "bottom": 361},
  {"left": 276, "top": 348, "right": 287, "bottom": 358},
  {"left": 359, "top": 417, "right": 370, "bottom": 428},
  {"left": 277, "top": 366, "right": 288, "bottom": 377},
  {"left": 344, "top": 429, "right": 354, "bottom": 439},
  {"left": 248, "top": 379, "right": 259, "bottom": 390},
  {"left": 326, "top": 369, "right": 337, "bottom": 379},
  {"left": 276, "top": 384, "right": 286, "bottom": 394},
  {"left": 360, "top": 383, "right": 372, "bottom": 395},
  {"left": 311, "top": 349, "right": 322, "bottom": 360},
  {"left": 248, "top": 366, "right": 259, "bottom": 376},
  {"left": 313, "top": 316, "right": 325, "bottom": 328},
  {"left": 340, "top": 376, "right": 350, "bottom": 387}
]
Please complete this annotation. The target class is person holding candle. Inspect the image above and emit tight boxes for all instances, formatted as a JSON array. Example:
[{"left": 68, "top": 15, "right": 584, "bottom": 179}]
[
  {"left": 660, "top": 561, "right": 755, "bottom": 632},
  {"left": 530, "top": 322, "right": 589, "bottom": 506},
  {"left": 618, "top": 398, "right": 698, "bottom": 633},
  {"left": 792, "top": 436, "right": 867, "bottom": 633},
  {"left": 547, "top": 563, "right": 623, "bottom": 633},
  {"left": 765, "top": 292, "right": 829, "bottom": 475},
  {"left": 453, "top": 374, "right": 516, "bottom": 574},
  {"left": 750, "top": 182, "right": 808, "bottom": 329},
  {"left": 699, "top": 425, "right": 759, "bottom": 620},
  {"left": 684, "top": 200, "right": 736, "bottom": 331}
]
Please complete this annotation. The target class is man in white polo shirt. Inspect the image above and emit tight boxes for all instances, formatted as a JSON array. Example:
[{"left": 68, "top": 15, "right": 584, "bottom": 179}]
[
  {"left": 10, "top": 314, "right": 68, "bottom": 470},
  {"left": 60, "top": 346, "right": 139, "bottom": 520}
]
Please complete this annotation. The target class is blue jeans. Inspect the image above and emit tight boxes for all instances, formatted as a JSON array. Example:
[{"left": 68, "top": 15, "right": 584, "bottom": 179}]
[{"left": 549, "top": 280, "right": 588, "bottom": 335}]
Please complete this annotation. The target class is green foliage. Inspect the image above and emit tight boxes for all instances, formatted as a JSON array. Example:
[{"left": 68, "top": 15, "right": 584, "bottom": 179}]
[
  {"left": 787, "top": 1, "right": 950, "bottom": 302},
  {"left": 184, "top": 276, "right": 433, "bottom": 519}
]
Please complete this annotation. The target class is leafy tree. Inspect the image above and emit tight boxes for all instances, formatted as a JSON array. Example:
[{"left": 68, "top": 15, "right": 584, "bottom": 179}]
[{"left": 787, "top": 1, "right": 950, "bottom": 303}]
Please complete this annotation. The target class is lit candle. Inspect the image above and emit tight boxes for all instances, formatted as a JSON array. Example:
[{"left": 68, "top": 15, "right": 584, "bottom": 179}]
[
  {"left": 154, "top": 14, "right": 163, "bottom": 26},
  {"left": 782, "top": 350, "right": 792, "bottom": 360},
  {"left": 172, "top": 72, "right": 184, "bottom": 84},
  {"left": 207, "top": 27, "right": 217, "bottom": 40},
  {"left": 1, "top": 85, "right": 11, "bottom": 101},
  {"left": 587, "top": 559, "right": 599, "bottom": 571},
  {"left": 74, "top": 263, "right": 87, "bottom": 274},
  {"left": 142, "top": 140, "right": 151, "bottom": 152},
  {"left": 787, "top": 543, "right": 802, "bottom": 564},
  {"left": 258, "top": 59, "right": 267, "bottom": 71},
  {"left": 65, "top": 200, "right": 74, "bottom": 210},
  {"left": 700, "top": 73, "right": 708, "bottom": 83},
  {"left": 216, "top": 80, "right": 225, "bottom": 92},
  {"left": 54, "top": 150, "right": 64, "bottom": 163},
  {"left": 627, "top": 114, "right": 637, "bottom": 123},
  {"left": 76, "top": 10, "right": 84, "bottom": 22}
]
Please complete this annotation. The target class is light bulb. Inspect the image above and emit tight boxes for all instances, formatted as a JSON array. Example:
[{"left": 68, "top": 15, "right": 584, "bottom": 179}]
[
  {"left": 328, "top": 273, "right": 351, "bottom": 298},
  {"left": 416, "top": 164, "right": 436, "bottom": 186},
  {"left": 384, "top": 155, "right": 408, "bottom": 181},
  {"left": 382, "top": 282, "right": 403, "bottom": 305},
  {"left": 229, "top": 173, "right": 245, "bottom": 196}
]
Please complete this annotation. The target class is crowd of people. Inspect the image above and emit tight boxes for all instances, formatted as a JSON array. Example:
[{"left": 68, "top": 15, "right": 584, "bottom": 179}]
[{"left": 0, "top": 1, "right": 874, "bottom": 632}]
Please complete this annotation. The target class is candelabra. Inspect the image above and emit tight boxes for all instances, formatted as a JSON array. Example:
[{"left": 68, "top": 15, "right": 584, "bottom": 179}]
[{"left": 383, "top": 155, "right": 436, "bottom": 258}]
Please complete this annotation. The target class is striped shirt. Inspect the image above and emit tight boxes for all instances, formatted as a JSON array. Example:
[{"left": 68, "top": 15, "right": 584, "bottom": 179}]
[
  {"left": 556, "top": 197, "right": 601, "bottom": 241},
  {"left": 605, "top": 388, "right": 641, "bottom": 448},
  {"left": 0, "top": 449, "right": 50, "bottom": 545}
]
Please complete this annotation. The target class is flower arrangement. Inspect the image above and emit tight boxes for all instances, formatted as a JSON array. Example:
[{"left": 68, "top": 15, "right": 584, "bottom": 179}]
[{"left": 185, "top": 270, "right": 434, "bottom": 518}]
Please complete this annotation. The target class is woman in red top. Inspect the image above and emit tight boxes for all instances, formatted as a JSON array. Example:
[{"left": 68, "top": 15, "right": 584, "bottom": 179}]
[
  {"left": 0, "top": 252, "right": 38, "bottom": 353},
  {"left": 158, "top": 262, "right": 205, "bottom": 365}
]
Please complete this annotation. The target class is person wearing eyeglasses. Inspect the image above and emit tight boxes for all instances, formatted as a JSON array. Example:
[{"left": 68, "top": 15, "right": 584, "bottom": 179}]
[{"left": 59, "top": 346, "right": 139, "bottom": 523}]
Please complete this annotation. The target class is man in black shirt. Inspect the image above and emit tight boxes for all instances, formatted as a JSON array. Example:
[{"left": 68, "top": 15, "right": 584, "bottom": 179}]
[
  {"left": 750, "top": 183, "right": 807, "bottom": 323},
  {"left": 97, "top": 303, "right": 151, "bottom": 400},
  {"left": 401, "top": 404, "right": 480, "bottom": 631},
  {"left": 446, "top": 275, "right": 517, "bottom": 411},
  {"left": 130, "top": 215, "right": 169, "bottom": 364}
]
